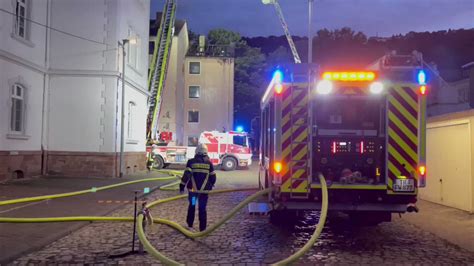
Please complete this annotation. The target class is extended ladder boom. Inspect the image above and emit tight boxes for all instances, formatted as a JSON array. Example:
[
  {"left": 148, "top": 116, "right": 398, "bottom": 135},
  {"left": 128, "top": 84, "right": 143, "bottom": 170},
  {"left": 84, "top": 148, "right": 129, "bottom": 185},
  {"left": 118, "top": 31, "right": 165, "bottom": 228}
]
[
  {"left": 264, "top": 0, "right": 301, "bottom": 64},
  {"left": 147, "top": 0, "right": 176, "bottom": 141}
]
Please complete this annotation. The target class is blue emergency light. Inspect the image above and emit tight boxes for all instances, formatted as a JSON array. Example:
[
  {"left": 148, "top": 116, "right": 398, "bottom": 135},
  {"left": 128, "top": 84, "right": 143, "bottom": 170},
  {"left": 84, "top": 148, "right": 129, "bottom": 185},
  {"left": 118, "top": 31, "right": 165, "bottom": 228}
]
[
  {"left": 273, "top": 70, "right": 283, "bottom": 83},
  {"left": 236, "top": 126, "right": 244, "bottom": 132},
  {"left": 417, "top": 70, "right": 427, "bottom": 85}
]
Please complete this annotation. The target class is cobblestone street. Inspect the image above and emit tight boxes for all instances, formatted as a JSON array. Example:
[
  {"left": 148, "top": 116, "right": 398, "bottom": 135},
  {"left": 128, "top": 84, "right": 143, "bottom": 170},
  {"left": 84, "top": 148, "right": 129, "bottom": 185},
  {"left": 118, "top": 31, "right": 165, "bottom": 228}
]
[{"left": 10, "top": 167, "right": 474, "bottom": 265}]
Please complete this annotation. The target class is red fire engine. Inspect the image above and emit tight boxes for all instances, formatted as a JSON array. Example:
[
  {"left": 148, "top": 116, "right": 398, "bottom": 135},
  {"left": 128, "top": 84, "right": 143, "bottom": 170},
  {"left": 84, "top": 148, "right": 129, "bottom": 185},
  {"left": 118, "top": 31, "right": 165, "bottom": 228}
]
[{"left": 147, "top": 130, "right": 252, "bottom": 171}]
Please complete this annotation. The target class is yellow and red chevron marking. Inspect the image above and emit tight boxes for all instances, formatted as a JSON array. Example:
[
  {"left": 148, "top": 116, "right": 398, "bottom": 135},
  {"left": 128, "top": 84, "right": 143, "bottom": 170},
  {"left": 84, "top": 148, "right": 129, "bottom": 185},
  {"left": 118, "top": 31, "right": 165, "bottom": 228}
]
[
  {"left": 387, "top": 85, "right": 419, "bottom": 192},
  {"left": 281, "top": 86, "right": 309, "bottom": 192}
]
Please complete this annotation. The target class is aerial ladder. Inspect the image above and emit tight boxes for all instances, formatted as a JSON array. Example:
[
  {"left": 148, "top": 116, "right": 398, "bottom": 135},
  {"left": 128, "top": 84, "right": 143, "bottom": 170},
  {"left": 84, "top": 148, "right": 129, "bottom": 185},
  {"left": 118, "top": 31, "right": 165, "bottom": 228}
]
[
  {"left": 147, "top": 0, "right": 177, "bottom": 141},
  {"left": 262, "top": 0, "right": 302, "bottom": 63}
]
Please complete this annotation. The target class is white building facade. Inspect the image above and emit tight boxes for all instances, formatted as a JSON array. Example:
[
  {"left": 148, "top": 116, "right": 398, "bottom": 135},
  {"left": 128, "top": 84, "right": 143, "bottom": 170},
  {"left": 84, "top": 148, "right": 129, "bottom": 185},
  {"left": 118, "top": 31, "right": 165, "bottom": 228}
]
[{"left": 0, "top": 0, "right": 150, "bottom": 181}]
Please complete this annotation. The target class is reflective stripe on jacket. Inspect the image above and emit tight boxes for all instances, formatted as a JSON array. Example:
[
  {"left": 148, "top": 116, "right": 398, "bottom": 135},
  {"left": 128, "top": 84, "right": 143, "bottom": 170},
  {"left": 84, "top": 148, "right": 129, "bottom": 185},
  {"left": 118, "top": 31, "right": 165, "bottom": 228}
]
[{"left": 179, "top": 155, "right": 216, "bottom": 193}]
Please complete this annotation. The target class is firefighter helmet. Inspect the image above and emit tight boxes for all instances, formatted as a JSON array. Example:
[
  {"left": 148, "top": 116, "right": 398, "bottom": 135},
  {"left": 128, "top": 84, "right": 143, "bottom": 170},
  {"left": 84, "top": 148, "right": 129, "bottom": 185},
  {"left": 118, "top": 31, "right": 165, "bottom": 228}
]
[{"left": 196, "top": 143, "right": 208, "bottom": 155}]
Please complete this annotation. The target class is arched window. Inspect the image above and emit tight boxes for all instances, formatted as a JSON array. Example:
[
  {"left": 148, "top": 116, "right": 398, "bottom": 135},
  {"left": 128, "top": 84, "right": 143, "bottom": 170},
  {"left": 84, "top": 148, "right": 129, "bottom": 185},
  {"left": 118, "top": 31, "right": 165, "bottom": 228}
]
[
  {"left": 14, "top": 0, "right": 29, "bottom": 39},
  {"left": 10, "top": 84, "right": 25, "bottom": 133},
  {"left": 127, "top": 101, "right": 136, "bottom": 139}
]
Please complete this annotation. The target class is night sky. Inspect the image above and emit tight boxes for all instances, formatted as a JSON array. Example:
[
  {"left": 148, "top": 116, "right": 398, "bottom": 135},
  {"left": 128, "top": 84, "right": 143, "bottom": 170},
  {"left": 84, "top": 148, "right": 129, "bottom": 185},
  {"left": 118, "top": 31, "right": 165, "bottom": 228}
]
[{"left": 150, "top": 0, "right": 474, "bottom": 37}]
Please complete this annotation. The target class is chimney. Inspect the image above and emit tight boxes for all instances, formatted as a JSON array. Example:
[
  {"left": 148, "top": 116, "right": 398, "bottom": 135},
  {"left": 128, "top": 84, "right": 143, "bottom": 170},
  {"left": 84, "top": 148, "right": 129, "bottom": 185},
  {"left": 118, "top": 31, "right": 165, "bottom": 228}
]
[{"left": 198, "top": 35, "right": 206, "bottom": 53}]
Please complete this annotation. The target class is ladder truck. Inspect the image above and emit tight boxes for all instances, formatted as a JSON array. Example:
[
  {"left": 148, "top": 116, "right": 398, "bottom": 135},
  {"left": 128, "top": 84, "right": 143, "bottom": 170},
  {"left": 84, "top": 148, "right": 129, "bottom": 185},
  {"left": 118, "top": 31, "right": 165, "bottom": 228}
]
[
  {"left": 147, "top": 0, "right": 176, "bottom": 143},
  {"left": 259, "top": 53, "right": 427, "bottom": 225},
  {"left": 262, "top": 0, "right": 301, "bottom": 64}
]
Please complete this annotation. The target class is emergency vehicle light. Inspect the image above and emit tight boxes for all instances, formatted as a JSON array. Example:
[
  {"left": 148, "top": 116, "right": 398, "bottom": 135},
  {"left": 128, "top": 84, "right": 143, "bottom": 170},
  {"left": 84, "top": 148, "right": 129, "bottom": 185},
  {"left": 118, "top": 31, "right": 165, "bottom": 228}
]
[
  {"left": 273, "top": 162, "right": 282, "bottom": 174},
  {"left": 369, "top": 82, "right": 384, "bottom": 94},
  {"left": 419, "top": 166, "right": 426, "bottom": 176},
  {"left": 417, "top": 70, "right": 427, "bottom": 85},
  {"left": 275, "top": 83, "right": 283, "bottom": 94},
  {"left": 420, "top": 85, "right": 427, "bottom": 95},
  {"left": 316, "top": 80, "right": 333, "bottom": 94},
  {"left": 273, "top": 70, "right": 283, "bottom": 83},
  {"left": 322, "top": 71, "right": 376, "bottom": 81}
]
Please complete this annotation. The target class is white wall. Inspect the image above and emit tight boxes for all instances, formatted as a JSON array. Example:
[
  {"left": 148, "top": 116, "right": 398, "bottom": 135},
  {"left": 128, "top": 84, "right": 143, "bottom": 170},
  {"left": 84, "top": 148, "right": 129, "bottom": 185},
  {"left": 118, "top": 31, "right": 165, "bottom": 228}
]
[
  {"left": 45, "top": 0, "right": 150, "bottom": 153},
  {"left": 48, "top": 76, "right": 104, "bottom": 151},
  {"left": 0, "top": 0, "right": 47, "bottom": 68},
  {"left": 1, "top": 0, "right": 150, "bottom": 155},
  {"left": 123, "top": 81, "right": 148, "bottom": 151},
  {"left": 0, "top": 60, "right": 44, "bottom": 151},
  {"left": 0, "top": 0, "right": 47, "bottom": 151},
  {"left": 117, "top": 0, "right": 150, "bottom": 90}
]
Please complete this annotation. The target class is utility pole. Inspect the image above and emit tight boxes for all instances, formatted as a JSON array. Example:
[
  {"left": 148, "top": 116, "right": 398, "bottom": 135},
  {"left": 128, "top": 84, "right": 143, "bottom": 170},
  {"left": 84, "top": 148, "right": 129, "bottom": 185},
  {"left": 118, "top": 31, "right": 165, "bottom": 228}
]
[
  {"left": 119, "top": 39, "right": 129, "bottom": 177},
  {"left": 308, "top": 0, "right": 314, "bottom": 64}
]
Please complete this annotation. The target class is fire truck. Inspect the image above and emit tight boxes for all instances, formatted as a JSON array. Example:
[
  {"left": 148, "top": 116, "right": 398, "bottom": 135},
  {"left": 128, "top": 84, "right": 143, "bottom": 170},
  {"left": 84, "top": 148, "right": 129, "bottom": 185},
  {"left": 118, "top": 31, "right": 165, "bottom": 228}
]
[
  {"left": 259, "top": 53, "right": 427, "bottom": 224},
  {"left": 147, "top": 130, "right": 252, "bottom": 171}
]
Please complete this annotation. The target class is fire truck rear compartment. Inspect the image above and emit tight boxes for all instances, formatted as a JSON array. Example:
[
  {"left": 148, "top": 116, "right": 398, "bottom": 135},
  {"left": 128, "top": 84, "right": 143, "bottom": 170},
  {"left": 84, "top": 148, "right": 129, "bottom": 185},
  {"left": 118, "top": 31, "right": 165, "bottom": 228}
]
[{"left": 312, "top": 96, "right": 386, "bottom": 185}]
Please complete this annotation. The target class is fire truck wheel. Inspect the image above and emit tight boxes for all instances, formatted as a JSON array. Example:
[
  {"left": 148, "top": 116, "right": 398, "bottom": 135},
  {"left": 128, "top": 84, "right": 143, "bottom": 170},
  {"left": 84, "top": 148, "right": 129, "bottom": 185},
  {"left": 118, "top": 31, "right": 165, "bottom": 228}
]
[
  {"left": 221, "top": 157, "right": 237, "bottom": 171},
  {"left": 153, "top": 155, "right": 164, "bottom": 169}
]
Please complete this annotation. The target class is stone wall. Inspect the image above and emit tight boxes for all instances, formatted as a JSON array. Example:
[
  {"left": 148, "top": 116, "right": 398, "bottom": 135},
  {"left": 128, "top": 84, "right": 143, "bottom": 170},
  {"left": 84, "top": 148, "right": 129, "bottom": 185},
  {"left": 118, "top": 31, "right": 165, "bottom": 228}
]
[
  {"left": 45, "top": 151, "right": 146, "bottom": 178},
  {"left": 0, "top": 151, "right": 42, "bottom": 182},
  {"left": 0, "top": 151, "right": 147, "bottom": 182}
]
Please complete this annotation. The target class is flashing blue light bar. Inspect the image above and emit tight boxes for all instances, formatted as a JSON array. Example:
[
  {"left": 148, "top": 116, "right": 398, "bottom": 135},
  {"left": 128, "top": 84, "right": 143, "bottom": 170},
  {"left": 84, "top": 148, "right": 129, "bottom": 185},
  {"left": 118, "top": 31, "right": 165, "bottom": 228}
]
[
  {"left": 417, "top": 70, "right": 426, "bottom": 85},
  {"left": 236, "top": 126, "right": 244, "bottom": 132},
  {"left": 273, "top": 70, "right": 283, "bottom": 83}
]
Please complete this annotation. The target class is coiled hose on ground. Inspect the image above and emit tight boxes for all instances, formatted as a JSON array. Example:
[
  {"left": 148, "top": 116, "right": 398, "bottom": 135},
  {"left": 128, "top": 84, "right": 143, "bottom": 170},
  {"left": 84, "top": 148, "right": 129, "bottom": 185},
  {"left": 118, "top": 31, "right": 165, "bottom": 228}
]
[{"left": 0, "top": 171, "right": 328, "bottom": 265}]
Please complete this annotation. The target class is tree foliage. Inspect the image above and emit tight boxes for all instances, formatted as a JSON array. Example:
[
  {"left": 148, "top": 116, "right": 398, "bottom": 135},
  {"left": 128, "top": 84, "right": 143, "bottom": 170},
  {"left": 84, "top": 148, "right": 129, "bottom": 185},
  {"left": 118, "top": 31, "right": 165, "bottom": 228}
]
[{"left": 246, "top": 28, "right": 474, "bottom": 79}]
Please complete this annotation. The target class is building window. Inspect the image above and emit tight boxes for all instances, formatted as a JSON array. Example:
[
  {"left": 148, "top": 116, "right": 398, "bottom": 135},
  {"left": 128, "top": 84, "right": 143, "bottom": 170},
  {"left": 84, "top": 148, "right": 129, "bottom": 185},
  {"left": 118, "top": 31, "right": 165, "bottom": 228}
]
[
  {"left": 10, "top": 84, "right": 25, "bottom": 133},
  {"left": 14, "top": 0, "right": 28, "bottom": 39},
  {"left": 188, "top": 110, "right": 199, "bottom": 123},
  {"left": 189, "top": 62, "right": 200, "bottom": 74},
  {"left": 189, "top": 86, "right": 200, "bottom": 98},
  {"left": 187, "top": 136, "right": 199, "bottom": 147},
  {"left": 128, "top": 28, "right": 140, "bottom": 70},
  {"left": 127, "top": 101, "right": 136, "bottom": 139}
]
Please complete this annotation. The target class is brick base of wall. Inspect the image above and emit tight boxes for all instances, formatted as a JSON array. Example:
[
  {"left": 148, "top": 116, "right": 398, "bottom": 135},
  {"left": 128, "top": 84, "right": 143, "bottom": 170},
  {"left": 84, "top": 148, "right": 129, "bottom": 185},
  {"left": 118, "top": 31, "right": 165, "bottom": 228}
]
[
  {"left": 46, "top": 151, "right": 146, "bottom": 178},
  {"left": 0, "top": 150, "right": 146, "bottom": 182},
  {"left": 0, "top": 151, "right": 42, "bottom": 182}
]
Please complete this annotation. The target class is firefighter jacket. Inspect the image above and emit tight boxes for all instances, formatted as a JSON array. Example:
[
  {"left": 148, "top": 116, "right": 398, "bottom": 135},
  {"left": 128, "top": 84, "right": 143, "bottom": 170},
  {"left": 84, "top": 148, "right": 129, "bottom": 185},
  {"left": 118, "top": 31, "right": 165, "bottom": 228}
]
[{"left": 179, "top": 155, "right": 216, "bottom": 193}]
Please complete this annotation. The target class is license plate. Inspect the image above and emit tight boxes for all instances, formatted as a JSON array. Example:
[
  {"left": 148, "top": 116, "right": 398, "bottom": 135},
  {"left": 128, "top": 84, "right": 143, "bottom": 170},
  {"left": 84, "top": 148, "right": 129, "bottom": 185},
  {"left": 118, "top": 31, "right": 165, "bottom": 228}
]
[{"left": 393, "top": 179, "right": 415, "bottom": 192}]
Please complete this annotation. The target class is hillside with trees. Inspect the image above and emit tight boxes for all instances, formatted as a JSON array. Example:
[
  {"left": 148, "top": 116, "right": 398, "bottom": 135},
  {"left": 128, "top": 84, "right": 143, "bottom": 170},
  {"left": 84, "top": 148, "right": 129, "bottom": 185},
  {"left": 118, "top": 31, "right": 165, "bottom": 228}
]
[
  {"left": 245, "top": 28, "right": 474, "bottom": 81},
  {"left": 191, "top": 28, "right": 474, "bottom": 132}
]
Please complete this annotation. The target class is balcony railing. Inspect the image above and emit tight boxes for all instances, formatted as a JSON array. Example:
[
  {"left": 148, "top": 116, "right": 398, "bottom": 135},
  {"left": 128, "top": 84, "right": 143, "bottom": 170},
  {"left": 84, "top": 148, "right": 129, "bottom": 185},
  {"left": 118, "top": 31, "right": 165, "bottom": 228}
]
[{"left": 187, "top": 44, "right": 235, "bottom": 58}]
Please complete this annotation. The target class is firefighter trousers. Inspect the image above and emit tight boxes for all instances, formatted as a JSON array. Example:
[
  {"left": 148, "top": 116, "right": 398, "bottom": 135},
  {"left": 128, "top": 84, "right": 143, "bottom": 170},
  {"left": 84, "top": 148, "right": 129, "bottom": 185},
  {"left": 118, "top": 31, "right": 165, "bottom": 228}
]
[{"left": 186, "top": 192, "right": 208, "bottom": 231}]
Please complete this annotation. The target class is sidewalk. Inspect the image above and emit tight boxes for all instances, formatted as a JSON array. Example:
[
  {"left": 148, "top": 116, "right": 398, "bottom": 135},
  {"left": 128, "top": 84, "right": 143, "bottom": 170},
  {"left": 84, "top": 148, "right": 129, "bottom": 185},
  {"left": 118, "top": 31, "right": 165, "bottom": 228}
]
[
  {"left": 395, "top": 200, "right": 474, "bottom": 253},
  {"left": 0, "top": 170, "right": 178, "bottom": 264}
]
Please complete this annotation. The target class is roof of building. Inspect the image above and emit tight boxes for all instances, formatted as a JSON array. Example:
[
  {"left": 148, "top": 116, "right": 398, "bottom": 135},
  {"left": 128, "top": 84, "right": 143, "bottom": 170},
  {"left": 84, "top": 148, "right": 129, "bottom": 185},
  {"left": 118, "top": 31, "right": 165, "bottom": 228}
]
[{"left": 150, "top": 12, "right": 186, "bottom": 37}]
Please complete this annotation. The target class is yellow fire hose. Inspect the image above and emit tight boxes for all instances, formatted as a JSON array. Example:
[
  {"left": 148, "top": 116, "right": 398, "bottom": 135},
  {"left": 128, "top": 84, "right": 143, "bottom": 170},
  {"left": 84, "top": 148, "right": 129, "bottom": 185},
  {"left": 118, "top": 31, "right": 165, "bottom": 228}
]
[
  {"left": 136, "top": 173, "right": 328, "bottom": 266},
  {"left": 0, "top": 175, "right": 178, "bottom": 206},
  {"left": 0, "top": 170, "right": 328, "bottom": 265}
]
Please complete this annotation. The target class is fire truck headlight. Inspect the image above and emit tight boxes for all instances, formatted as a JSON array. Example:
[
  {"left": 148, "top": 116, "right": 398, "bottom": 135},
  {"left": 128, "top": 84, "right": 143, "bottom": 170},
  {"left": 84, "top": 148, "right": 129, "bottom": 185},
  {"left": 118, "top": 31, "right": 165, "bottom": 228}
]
[
  {"left": 369, "top": 82, "right": 384, "bottom": 94},
  {"left": 316, "top": 80, "right": 333, "bottom": 94}
]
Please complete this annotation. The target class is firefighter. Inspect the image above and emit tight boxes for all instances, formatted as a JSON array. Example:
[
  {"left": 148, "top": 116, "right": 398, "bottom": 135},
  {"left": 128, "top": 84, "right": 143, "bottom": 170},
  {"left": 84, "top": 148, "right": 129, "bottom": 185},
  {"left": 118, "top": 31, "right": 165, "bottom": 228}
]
[{"left": 179, "top": 143, "right": 216, "bottom": 231}]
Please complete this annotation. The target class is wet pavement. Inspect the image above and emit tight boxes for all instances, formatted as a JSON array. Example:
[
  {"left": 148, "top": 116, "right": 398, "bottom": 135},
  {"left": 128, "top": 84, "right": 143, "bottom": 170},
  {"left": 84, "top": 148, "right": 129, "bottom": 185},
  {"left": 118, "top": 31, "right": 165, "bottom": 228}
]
[
  {"left": 5, "top": 165, "right": 474, "bottom": 265},
  {"left": 10, "top": 190, "right": 474, "bottom": 264}
]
